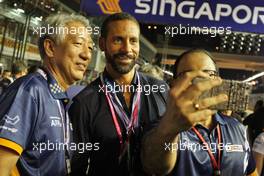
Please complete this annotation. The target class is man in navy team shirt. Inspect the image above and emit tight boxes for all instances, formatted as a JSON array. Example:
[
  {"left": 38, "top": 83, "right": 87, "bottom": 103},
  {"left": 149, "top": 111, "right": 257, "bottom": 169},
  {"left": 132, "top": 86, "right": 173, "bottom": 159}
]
[
  {"left": 141, "top": 49, "right": 257, "bottom": 176},
  {"left": 0, "top": 13, "right": 93, "bottom": 176}
]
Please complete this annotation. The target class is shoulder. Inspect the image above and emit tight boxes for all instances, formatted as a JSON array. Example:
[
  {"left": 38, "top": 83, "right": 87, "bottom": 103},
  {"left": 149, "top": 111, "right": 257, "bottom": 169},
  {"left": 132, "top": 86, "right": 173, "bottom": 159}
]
[
  {"left": 139, "top": 72, "right": 168, "bottom": 87},
  {"left": 219, "top": 113, "right": 248, "bottom": 137},
  {"left": 0, "top": 73, "right": 48, "bottom": 102},
  {"left": 0, "top": 73, "right": 48, "bottom": 120},
  {"left": 221, "top": 113, "right": 245, "bottom": 128},
  {"left": 18, "top": 73, "right": 47, "bottom": 91},
  {"left": 72, "top": 77, "right": 101, "bottom": 103},
  {"left": 139, "top": 72, "right": 169, "bottom": 98},
  {"left": 254, "top": 132, "right": 264, "bottom": 144}
]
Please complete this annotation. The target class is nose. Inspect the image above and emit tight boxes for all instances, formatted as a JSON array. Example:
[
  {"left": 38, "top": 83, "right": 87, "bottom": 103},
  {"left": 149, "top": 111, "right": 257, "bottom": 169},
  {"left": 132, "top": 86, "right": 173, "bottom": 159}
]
[
  {"left": 80, "top": 45, "right": 92, "bottom": 63},
  {"left": 120, "top": 40, "right": 131, "bottom": 53}
]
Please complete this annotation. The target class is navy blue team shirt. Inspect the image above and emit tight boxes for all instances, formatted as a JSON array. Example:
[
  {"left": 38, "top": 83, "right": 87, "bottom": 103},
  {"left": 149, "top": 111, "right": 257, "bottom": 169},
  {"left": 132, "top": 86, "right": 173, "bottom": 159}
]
[
  {"left": 170, "top": 113, "right": 256, "bottom": 176},
  {"left": 0, "top": 68, "right": 70, "bottom": 176}
]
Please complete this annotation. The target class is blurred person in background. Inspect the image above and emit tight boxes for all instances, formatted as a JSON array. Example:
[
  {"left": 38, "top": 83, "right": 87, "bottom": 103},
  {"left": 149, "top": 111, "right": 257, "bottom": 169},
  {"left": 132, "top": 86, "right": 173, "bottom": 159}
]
[
  {"left": 0, "top": 61, "right": 28, "bottom": 95},
  {"left": 11, "top": 60, "right": 28, "bottom": 80},
  {"left": 1, "top": 70, "right": 13, "bottom": 83},
  {"left": 244, "top": 100, "right": 264, "bottom": 145},
  {"left": 0, "top": 70, "right": 13, "bottom": 95},
  {"left": 0, "top": 65, "right": 3, "bottom": 79},
  {"left": 27, "top": 65, "right": 40, "bottom": 75},
  {"left": 252, "top": 107, "right": 264, "bottom": 176},
  {"left": 0, "top": 13, "right": 93, "bottom": 176}
]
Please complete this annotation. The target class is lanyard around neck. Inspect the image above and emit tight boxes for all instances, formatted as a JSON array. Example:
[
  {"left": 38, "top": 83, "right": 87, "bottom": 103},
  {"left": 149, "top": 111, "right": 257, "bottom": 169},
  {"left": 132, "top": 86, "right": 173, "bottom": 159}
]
[
  {"left": 192, "top": 124, "right": 222, "bottom": 176},
  {"left": 100, "top": 73, "right": 141, "bottom": 151},
  {"left": 37, "top": 68, "right": 71, "bottom": 174}
]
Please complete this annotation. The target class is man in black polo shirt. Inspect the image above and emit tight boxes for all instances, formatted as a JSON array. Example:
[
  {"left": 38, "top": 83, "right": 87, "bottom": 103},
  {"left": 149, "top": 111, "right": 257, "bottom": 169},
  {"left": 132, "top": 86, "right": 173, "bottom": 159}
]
[
  {"left": 69, "top": 12, "right": 168, "bottom": 175},
  {"left": 141, "top": 49, "right": 257, "bottom": 176}
]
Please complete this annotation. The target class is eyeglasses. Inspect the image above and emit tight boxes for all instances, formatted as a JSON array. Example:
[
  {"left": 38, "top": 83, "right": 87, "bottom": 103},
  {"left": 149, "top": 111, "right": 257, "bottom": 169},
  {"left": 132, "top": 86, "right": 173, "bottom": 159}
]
[{"left": 175, "top": 70, "right": 218, "bottom": 78}]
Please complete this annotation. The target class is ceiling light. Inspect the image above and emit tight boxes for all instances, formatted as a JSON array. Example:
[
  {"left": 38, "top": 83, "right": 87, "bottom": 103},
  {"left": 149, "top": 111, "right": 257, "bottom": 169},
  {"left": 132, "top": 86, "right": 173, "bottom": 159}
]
[
  {"left": 35, "top": 16, "right": 42, "bottom": 21},
  {"left": 243, "top": 72, "right": 264, "bottom": 82},
  {"left": 16, "top": 8, "right": 25, "bottom": 13}
]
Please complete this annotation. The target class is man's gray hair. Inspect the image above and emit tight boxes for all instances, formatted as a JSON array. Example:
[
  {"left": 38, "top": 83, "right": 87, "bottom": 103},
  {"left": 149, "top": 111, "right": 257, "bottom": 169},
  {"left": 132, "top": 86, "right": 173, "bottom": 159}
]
[{"left": 38, "top": 13, "right": 90, "bottom": 59}]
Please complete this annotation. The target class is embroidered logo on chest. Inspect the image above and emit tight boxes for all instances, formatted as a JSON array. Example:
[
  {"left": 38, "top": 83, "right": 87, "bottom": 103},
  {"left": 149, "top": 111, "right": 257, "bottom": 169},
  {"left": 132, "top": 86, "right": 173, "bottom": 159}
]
[
  {"left": 225, "top": 144, "right": 243, "bottom": 152},
  {"left": 49, "top": 116, "right": 62, "bottom": 127}
]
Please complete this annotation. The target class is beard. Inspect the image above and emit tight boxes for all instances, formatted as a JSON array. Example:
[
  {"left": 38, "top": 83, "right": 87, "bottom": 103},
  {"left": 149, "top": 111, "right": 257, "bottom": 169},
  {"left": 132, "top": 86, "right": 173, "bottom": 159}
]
[{"left": 105, "top": 52, "right": 136, "bottom": 74}]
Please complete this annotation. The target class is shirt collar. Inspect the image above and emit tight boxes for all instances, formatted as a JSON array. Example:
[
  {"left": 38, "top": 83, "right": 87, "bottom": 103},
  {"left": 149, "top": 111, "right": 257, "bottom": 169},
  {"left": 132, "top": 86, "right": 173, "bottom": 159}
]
[
  {"left": 214, "top": 112, "right": 227, "bottom": 125},
  {"left": 37, "top": 68, "right": 68, "bottom": 100},
  {"left": 103, "top": 69, "right": 138, "bottom": 85},
  {"left": 195, "top": 112, "right": 227, "bottom": 130}
]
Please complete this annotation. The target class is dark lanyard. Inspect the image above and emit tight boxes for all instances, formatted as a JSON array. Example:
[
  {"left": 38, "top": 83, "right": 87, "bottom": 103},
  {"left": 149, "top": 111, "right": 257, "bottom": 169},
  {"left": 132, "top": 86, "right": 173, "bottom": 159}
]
[
  {"left": 37, "top": 69, "right": 71, "bottom": 174},
  {"left": 192, "top": 124, "right": 222, "bottom": 176},
  {"left": 101, "top": 73, "right": 141, "bottom": 158}
]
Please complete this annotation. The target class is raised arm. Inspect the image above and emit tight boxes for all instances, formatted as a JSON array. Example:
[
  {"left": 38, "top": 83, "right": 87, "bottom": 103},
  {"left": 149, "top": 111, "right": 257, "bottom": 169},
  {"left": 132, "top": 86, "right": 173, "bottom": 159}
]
[{"left": 141, "top": 71, "right": 228, "bottom": 175}]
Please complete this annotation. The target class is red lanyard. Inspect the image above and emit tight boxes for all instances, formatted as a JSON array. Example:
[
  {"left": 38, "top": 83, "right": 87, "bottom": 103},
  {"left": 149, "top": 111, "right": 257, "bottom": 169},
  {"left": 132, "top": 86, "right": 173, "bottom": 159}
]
[
  {"left": 102, "top": 75, "right": 141, "bottom": 154},
  {"left": 192, "top": 124, "right": 222, "bottom": 176}
]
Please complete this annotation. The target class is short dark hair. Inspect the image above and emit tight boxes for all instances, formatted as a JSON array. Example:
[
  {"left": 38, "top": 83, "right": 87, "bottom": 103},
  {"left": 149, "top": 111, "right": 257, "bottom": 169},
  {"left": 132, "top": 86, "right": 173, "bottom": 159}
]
[
  {"left": 11, "top": 60, "right": 27, "bottom": 75},
  {"left": 101, "top": 12, "right": 140, "bottom": 38},
  {"left": 27, "top": 65, "right": 39, "bottom": 74},
  {"left": 173, "top": 48, "right": 218, "bottom": 78},
  {"left": 254, "top": 100, "right": 264, "bottom": 111},
  {"left": 3, "top": 70, "right": 10, "bottom": 73}
]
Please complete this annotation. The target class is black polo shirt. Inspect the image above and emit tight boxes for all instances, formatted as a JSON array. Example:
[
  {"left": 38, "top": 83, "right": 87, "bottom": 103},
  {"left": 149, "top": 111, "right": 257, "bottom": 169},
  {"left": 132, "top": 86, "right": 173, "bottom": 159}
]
[{"left": 69, "top": 71, "right": 168, "bottom": 176}]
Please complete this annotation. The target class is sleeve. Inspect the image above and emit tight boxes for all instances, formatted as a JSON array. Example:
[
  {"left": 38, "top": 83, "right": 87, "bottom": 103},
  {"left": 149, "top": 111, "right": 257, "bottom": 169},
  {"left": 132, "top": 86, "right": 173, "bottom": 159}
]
[
  {"left": 143, "top": 81, "right": 169, "bottom": 134},
  {"left": 69, "top": 97, "right": 90, "bottom": 175},
  {"left": 252, "top": 133, "right": 264, "bottom": 155},
  {"left": 0, "top": 88, "right": 38, "bottom": 155}
]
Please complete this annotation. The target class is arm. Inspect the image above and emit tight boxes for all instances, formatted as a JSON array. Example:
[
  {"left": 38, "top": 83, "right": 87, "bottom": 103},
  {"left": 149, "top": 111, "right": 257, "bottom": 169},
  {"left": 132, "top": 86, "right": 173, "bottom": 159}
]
[
  {"left": 247, "top": 168, "right": 259, "bottom": 176},
  {"left": 252, "top": 132, "right": 264, "bottom": 176},
  {"left": 253, "top": 151, "right": 264, "bottom": 176},
  {"left": 0, "top": 146, "right": 19, "bottom": 176},
  {"left": 141, "top": 71, "right": 228, "bottom": 175},
  {"left": 247, "top": 152, "right": 259, "bottom": 176},
  {"left": 141, "top": 118, "right": 179, "bottom": 175},
  {"left": 0, "top": 87, "right": 37, "bottom": 175}
]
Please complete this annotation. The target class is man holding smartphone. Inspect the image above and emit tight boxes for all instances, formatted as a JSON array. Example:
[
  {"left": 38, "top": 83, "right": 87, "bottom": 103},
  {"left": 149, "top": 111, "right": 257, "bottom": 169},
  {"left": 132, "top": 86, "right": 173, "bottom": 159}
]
[{"left": 141, "top": 49, "right": 257, "bottom": 176}]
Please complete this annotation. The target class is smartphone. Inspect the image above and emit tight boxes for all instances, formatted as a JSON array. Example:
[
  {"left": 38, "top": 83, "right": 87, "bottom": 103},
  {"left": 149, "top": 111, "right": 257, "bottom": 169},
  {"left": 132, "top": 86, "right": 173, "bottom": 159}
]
[{"left": 192, "top": 78, "right": 252, "bottom": 112}]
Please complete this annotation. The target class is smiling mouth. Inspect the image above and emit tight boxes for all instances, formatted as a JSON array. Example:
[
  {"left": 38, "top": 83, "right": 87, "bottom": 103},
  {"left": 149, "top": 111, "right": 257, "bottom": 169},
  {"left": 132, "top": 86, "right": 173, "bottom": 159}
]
[
  {"left": 76, "top": 63, "right": 86, "bottom": 71},
  {"left": 116, "top": 56, "right": 133, "bottom": 63}
]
